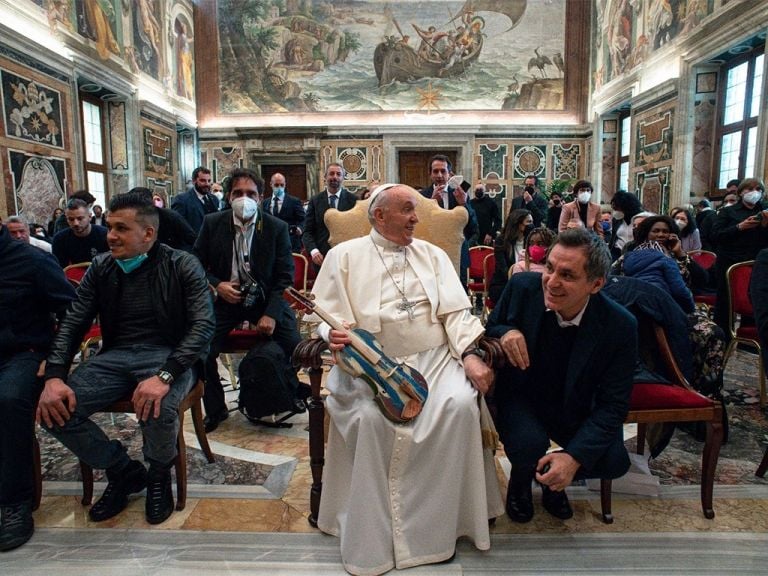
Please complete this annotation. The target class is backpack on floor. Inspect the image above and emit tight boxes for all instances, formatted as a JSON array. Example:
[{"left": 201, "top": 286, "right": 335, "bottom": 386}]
[{"left": 237, "top": 339, "right": 303, "bottom": 428}]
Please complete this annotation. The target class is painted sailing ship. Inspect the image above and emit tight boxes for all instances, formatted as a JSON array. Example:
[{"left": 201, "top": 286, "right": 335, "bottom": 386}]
[{"left": 373, "top": 0, "right": 527, "bottom": 87}]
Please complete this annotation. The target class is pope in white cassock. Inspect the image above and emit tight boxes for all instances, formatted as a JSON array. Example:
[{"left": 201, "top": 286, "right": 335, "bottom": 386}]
[{"left": 310, "top": 184, "right": 504, "bottom": 576}]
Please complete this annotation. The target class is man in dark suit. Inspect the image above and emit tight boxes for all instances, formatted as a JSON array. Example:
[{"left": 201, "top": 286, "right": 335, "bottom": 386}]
[
  {"left": 263, "top": 172, "right": 306, "bottom": 253},
  {"left": 511, "top": 174, "right": 548, "bottom": 227},
  {"left": 302, "top": 163, "right": 357, "bottom": 268},
  {"left": 172, "top": 166, "right": 219, "bottom": 234},
  {"left": 486, "top": 228, "right": 637, "bottom": 523},
  {"left": 751, "top": 248, "right": 768, "bottom": 378},
  {"left": 420, "top": 154, "right": 478, "bottom": 287},
  {"left": 194, "top": 168, "right": 302, "bottom": 432}
]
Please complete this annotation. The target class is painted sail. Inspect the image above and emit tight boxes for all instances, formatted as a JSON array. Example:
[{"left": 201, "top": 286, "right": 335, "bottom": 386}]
[{"left": 458, "top": 0, "right": 527, "bottom": 33}]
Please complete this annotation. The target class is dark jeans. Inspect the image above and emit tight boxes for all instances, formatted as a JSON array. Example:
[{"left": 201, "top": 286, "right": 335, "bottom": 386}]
[
  {"left": 42, "top": 345, "right": 195, "bottom": 470},
  {"left": 204, "top": 301, "right": 301, "bottom": 417},
  {"left": 0, "top": 351, "right": 45, "bottom": 505},
  {"left": 497, "top": 392, "right": 630, "bottom": 482}
]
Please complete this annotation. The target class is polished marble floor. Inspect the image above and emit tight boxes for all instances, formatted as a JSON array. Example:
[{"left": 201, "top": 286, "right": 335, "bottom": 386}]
[{"left": 7, "top": 349, "right": 768, "bottom": 574}]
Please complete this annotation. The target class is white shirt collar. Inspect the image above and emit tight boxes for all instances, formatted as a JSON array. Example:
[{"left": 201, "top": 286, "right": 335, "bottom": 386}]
[{"left": 549, "top": 298, "right": 590, "bottom": 328}]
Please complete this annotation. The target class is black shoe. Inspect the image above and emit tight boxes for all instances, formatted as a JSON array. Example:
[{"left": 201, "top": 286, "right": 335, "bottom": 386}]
[
  {"left": 541, "top": 485, "right": 573, "bottom": 520},
  {"left": 204, "top": 409, "right": 229, "bottom": 433},
  {"left": 145, "top": 464, "right": 174, "bottom": 525},
  {"left": 505, "top": 477, "right": 534, "bottom": 523},
  {"left": 89, "top": 460, "right": 147, "bottom": 522},
  {"left": 0, "top": 501, "right": 33, "bottom": 552}
]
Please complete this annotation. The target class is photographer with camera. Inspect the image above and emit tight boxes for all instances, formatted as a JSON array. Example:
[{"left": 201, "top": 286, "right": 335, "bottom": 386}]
[
  {"left": 263, "top": 172, "right": 306, "bottom": 253},
  {"left": 194, "top": 168, "right": 302, "bottom": 432},
  {"left": 510, "top": 174, "right": 548, "bottom": 228}
]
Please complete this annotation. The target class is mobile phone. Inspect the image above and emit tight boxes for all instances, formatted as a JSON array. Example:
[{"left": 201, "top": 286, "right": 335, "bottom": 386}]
[{"left": 755, "top": 212, "right": 764, "bottom": 221}]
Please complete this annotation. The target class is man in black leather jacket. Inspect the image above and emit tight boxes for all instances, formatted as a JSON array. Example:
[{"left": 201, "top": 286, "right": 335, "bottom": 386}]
[{"left": 38, "top": 192, "right": 214, "bottom": 526}]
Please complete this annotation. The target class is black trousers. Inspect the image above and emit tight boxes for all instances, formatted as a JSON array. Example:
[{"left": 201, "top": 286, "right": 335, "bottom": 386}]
[
  {"left": 203, "top": 301, "right": 301, "bottom": 417},
  {"left": 497, "top": 390, "right": 630, "bottom": 482}
]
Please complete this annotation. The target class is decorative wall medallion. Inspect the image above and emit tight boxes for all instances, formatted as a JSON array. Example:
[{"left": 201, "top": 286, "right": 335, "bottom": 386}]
[
  {"left": 143, "top": 125, "right": 172, "bottom": 176},
  {"left": 1, "top": 69, "right": 64, "bottom": 149},
  {"left": 513, "top": 145, "right": 546, "bottom": 179},
  {"left": 338, "top": 147, "right": 367, "bottom": 180}
]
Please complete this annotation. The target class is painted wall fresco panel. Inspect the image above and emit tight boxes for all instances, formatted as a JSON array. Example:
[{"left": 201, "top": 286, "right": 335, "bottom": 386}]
[{"left": 74, "top": 0, "right": 121, "bottom": 61}]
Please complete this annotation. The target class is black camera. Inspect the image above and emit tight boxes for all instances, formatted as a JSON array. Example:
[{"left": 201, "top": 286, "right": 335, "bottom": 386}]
[
  {"left": 524, "top": 186, "right": 535, "bottom": 194},
  {"left": 240, "top": 281, "right": 266, "bottom": 310},
  {"left": 289, "top": 225, "right": 300, "bottom": 235}
]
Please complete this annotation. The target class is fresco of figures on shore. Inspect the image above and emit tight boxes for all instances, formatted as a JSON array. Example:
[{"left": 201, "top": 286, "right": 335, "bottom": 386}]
[
  {"left": 592, "top": 0, "right": 715, "bottom": 91},
  {"left": 41, "top": 0, "right": 195, "bottom": 100},
  {"left": 218, "top": 0, "right": 567, "bottom": 114}
]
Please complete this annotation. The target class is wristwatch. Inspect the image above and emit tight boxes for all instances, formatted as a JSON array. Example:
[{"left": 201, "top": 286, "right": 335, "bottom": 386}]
[
  {"left": 461, "top": 346, "right": 487, "bottom": 362},
  {"left": 157, "top": 370, "right": 175, "bottom": 386}
]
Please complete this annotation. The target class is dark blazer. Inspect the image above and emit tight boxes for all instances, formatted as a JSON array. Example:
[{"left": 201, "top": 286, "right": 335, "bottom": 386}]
[
  {"left": 172, "top": 189, "right": 219, "bottom": 234},
  {"left": 511, "top": 192, "right": 548, "bottom": 228},
  {"left": 302, "top": 188, "right": 357, "bottom": 256},
  {"left": 420, "top": 184, "right": 478, "bottom": 239},
  {"left": 262, "top": 193, "right": 306, "bottom": 253},
  {"left": 486, "top": 272, "right": 637, "bottom": 471},
  {"left": 750, "top": 248, "right": 768, "bottom": 371},
  {"left": 194, "top": 209, "right": 294, "bottom": 322}
]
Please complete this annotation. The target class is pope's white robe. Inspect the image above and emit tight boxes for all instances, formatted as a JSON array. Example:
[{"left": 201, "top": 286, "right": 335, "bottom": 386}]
[{"left": 310, "top": 230, "right": 504, "bottom": 576}]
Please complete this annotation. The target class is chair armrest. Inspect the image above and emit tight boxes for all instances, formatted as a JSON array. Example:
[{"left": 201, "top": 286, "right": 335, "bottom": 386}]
[
  {"left": 478, "top": 336, "right": 506, "bottom": 369},
  {"left": 293, "top": 337, "right": 328, "bottom": 370}
]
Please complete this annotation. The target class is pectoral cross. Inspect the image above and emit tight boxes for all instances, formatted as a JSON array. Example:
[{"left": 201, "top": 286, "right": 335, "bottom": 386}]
[{"left": 397, "top": 297, "right": 416, "bottom": 320}]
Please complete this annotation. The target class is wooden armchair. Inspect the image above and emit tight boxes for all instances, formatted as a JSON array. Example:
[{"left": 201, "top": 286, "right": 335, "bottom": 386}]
[{"left": 294, "top": 189, "right": 481, "bottom": 525}]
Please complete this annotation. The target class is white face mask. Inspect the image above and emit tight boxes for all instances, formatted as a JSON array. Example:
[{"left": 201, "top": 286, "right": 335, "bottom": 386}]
[
  {"left": 577, "top": 191, "right": 592, "bottom": 204},
  {"left": 743, "top": 190, "right": 763, "bottom": 206},
  {"left": 231, "top": 196, "right": 258, "bottom": 221},
  {"left": 674, "top": 219, "right": 687, "bottom": 230},
  {"left": 612, "top": 210, "right": 624, "bottom": 221}
]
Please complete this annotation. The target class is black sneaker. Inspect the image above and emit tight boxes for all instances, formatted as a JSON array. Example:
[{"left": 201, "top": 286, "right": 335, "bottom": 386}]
[
  {"left": 89, "top": 459, "right": 147, "bottom": 522},
  {"left": 145, "top": 464, "right": 174, "bottom": 525},
  {"left": 0, "top": 501, "right": 33, "bottom": 552}
]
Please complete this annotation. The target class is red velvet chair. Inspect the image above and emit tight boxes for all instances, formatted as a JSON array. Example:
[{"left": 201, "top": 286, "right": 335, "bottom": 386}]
[
  {"left": 482, "top": 253, "right": 496, "bottom": 320},
  {"left": 689, "top": 250, "right": 717, "bottom": 314},
  {"left": 599, "top": 321, "right": 723, "bottom": 523},
  {"left": 467, "top": 246, "right": 493, "bottom": 305},
  {"left": 722, "top": 261, "right": 764, "bottom": 407},
  {"left": 63, "top": 262, "right": 90, "bottom": 287}
]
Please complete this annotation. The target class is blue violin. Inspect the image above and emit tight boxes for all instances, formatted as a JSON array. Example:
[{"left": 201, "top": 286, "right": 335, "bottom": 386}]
[{"left": 285, "top": 287, "right": 429, "bottom": 423}]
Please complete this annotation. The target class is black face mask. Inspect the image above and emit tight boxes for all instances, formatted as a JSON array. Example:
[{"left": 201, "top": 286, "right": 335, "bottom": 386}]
[{"left": 474, "top": 189, "right": 484, "bottom": 198}]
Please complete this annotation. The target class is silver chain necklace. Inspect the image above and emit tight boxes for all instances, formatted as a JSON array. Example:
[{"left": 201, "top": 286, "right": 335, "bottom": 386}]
[{"left": 371, "top": 237, "right": 416, "bottom": 320}]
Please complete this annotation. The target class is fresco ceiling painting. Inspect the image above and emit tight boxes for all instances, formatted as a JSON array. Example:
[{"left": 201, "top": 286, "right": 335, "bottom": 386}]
[{"left": 217, "top": 0, "right": 567, "bottom": 116}]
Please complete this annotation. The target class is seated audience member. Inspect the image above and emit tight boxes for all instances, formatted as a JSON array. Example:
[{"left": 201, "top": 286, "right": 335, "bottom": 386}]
[
  {"left": 486, "top": 228, "right": 637, "bottom": 523},
  {"left": 311, "top": 184, "right": 503, "bottom": 575},
  {"left": 53, "top": 190, "right": 96, "bottom": 236},
  {"left": 489, "top": 208, "right": 532, "bottom": 302},
  {"left": 670, "top": 206, "right": 702, "bottom": 252},
  {"left": 511, "top": 225, "right": 556, "bottom": 276},
  {"left": 194, "top": 168, "right": 304, "bottom": 432},
  {"left": 608, "top": 191, "right": 643, "bottom": 259},
  {"left": 720, "top": 192, "right": 739, "bottom": 209},
  {"left": 622, "top": 240, "right": 695, "bottom": 313},
  {"left": 130, "top": 187, "right": 197, "bottom": 252},
  {"left": 558, "top": 180, "right": 603, "bottom": 238},
  {"left": 38, "top": 192, "right": 214, "bottom": 525},
  {"left": 6, "top": 215, "right": 52, "bottom": 253},
  {"left": 710, "top": 178, "right": 767, "bottom": 335},
  {"left": 47, "top": 207, "right": 63, "bottom": 237},
  {"left": 90, "top": 205, "right": 105, "bottom": 227},
  {"left": 600, "top": 209, "right": 613, "bottom": 238},
  {"left": 52, "top": 198, "right": 109, "bottom": 267},
  {"left": 262, "top": 172, "right": 306, "bottom": 253},
  {"left": 0, "top": 221, "right": 75, "bottom": 552}
]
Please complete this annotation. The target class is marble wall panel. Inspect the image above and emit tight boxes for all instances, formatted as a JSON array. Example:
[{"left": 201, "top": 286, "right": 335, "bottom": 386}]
[
  {"left": 210, "top": 145, "right": 244, "bottom": 183},
  {"left": 140, "top": 116, "right": 174, "bottom": 194},
  {"left": 319, "top": 140, "right": 384, "bottom": 191},
  {"left": 1, "top": 68, "right": 64, "bottom": 149},
  {"left": 552, "top": 143, "right": 581, "bottom": 180},
  {"left": 109, "top": 101, "right": 128, "bottom": 170},
  {"left": 632, "top": 100, "right": 675, "bottom": 212},
  {"left": 691, "top": 98, "right": 716, "bottom": 195},
  {"left": 7, "top": 150, "right": 66, "bottom": 224}
]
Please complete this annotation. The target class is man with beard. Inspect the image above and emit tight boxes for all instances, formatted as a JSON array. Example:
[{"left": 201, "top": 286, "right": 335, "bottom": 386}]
[
  {"left": 303, "top": 163, "right": 357, "bottom": 269},
  {"left": 172, "top": 166, "right": 219, "bottom": 234},
  {"left": 52, "top": 198, "right": 109, "bottom": 266}
]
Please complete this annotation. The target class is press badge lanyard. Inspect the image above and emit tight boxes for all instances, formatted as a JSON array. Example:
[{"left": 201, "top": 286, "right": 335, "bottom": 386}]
[{"left": 234, "top": 215, "right": 261, "bottom": 282}]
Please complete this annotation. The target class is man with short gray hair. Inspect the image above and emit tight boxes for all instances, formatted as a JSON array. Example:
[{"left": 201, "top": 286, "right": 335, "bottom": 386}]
[
  {"left": 6, "top": 215, "right": 52, "bottom": 253},
  {"left": 486, "top": 227, "right": 637, "bottom": 523}
]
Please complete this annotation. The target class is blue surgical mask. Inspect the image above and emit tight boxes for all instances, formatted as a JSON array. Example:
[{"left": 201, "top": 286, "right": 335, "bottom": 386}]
[
  {"left": 273, "top": 186, "right": 285, "bottom": 197},
  {"left": 115, "top": 253, "right": 148, "bottom": 274},
  {"left": 601, "top": 220, "right": 611, "bottom": 232}
]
